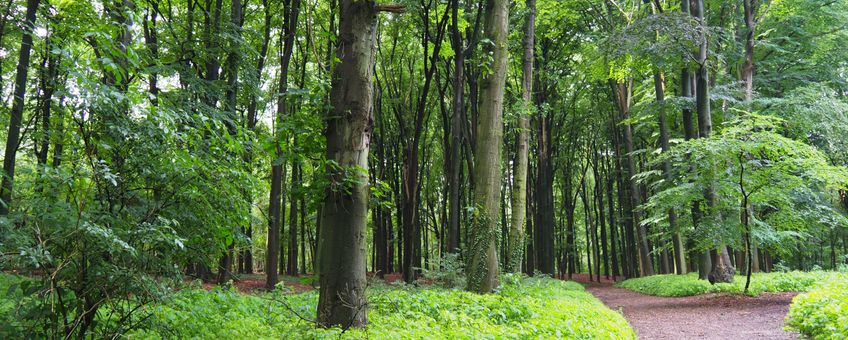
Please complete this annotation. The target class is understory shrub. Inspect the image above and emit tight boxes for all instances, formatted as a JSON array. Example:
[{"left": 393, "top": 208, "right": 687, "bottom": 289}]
[
  {"left": 617, "top": 271, "right": 846, "bottom": 297},
  {"left": 121, "top": 275, "right": 635, "bottom": 339},
  {"left": 786, "top": 279, "right": 848, "bottom": 339}
]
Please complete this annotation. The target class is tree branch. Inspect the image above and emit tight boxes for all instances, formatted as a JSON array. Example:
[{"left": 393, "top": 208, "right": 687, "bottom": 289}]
[{"left": 375, "top": 4, "right": 406, "bottom": 13}]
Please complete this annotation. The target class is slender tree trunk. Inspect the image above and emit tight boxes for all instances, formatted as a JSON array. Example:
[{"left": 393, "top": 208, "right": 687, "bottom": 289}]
[
  {"left": 507, "top": 0, "right": 534, "bottom": 273},
  {"left": 266, "top": 0, "right": 301, "bottom": 289},
  {"left": 36, "top": 40, "right": 60, "bottom": 166},
  {"left": 606, "top": 162, "right": 620, "bottom": 280},
  {"left": 535, "top": 115, "right": 555, "bottom": 275},
  {"left": 0, "top": 0, "right": 40, "bottom": 216},
  {"left": 742, "top": 0, "right": 757, "bottom": 102},
  {"left": 613, "top": 81, "right": 654, "bottom": 277},
  {"left": 682, "top": 0, "right": 709, "bottom": 281},
  {"left": 594, "top": 157, "right": 610, "bottom": 278},
  {"left": 693, "top": 0, "right": 735, "bottom": 283},
  {"left": 447, "top": 0, "right": 463, "bottom": 255},
  {"left": 466, "top": 0, "right": 508, "bottom": 294},
  {"left": 287, "top": 161, "right": 299, "bottom": 276},
  {"left": 653, "top": 71, "right": 687, "bottom": 274}
]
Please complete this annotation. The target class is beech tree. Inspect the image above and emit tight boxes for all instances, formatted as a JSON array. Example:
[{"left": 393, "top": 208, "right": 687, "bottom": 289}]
[
  {"left": 0, "top": 0, "right": 39, "bottom": 215},
  {"left": 466, "top": 0, "right": 509, "bottom": 294},
  {"left": 315, "top": 0, "right": 403, "bottom": 328}
]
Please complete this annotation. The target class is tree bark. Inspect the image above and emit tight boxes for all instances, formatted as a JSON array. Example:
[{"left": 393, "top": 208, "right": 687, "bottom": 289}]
[
  {"left": 36, "top": 38, "right": 60, "bottom": 166},
  {"left": 507, "top": 0, "right": 534, "bottom": 273},
  {"left": 316, "top": 0, "right": 385, "bottom": 328},
  {"left": 446, "top": 0, "right": 464, "bottom": 255},
  {"left": 741, "top": 0, "right": 757, "bottom": 102},
  {"left": 466, "top": 0, "right": 508, "bottom": 294},
  {"left": 0, "top": 0, "right": 40, "bottom": 215},
  {"left": 653, "top": 71, "right": 687, "bottom": 274},
  {"left": 612, "top": 80, "right": 654, "bottom": 277},
  {"left": 693, "top": 0, "right": 735, "bottom": 283},
  {"left": 287, "top": 161, "right": 299, "bottom": 276},
  {"left": 267, "top": 0, "right": 301, "bottom": 289}
]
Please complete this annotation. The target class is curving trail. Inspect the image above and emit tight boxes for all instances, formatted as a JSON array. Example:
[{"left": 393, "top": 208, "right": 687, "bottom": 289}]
[{"left": 581, "top": 277, "right": 798, "bottom": 339}]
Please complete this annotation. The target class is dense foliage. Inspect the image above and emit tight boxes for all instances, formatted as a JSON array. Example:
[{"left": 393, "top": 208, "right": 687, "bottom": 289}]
[
  {"left": 786, "top": 279, "right": 848, "bottom": 339},
  {"left": 617, "top": 271, "right": 848, "bottom": 297}
]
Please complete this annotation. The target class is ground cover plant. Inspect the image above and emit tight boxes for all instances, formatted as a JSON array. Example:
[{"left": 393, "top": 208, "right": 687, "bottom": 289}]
[
  {"left": 0, "top": 273, "right": 635, "bottom": 339},
  {"left": 786, "top": 279, "right": 848, "bottom": 339},
  {"left": 616, "top": 271, "right": 847, "bottom": 297}
]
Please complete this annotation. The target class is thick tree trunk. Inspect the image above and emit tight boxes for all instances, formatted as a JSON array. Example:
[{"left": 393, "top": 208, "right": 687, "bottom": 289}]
[
  {"left": 466, "top": 0, "right": 508, "bottom": 294},
  {"left": 693, "top": 0, "right": 734, "bottom": 283},
  {"left": 317, "top": 0, "right": 388, "bottom": 328},
  {"left": 0, "top": 0, "right": 40, "bottom": 215},
  {"left": 507, "top": 0, "right": 534, "bottom": 273}
]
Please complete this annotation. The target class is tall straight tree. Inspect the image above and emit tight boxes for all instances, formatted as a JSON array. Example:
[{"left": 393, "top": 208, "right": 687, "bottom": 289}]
[
  {"left": 400, "top": 3, "right": 448, "bottom": 283},
  {"left": 466, "top": 0, "right": 508, "bottom": 294},
  {"left": 741, "top": 0, "right": 764, "bottom": 103},
  {"left": 651, "top": 1, "right": 686, "bottom": 275},
  {"left": 446, "top": 0, "right": 465, "bottom": 255},
  {"left": 680, "top": 0, "right": 711, "bottom": 280},
  {"left": 611, "top": 79, "right": 654, "bottom": 277},
  {"left": 693, "top": 0, "right": 735, "bottom": 283},
  {"left": 267, "top": 0, "right": 301, "bottom": 290},
  {"left": 316, "top": 0, "right": 403, "bottom": 328},
  {"left": 507, "top": 0, "right": 535, "bottom": 273},
  {"left": 0, "top": 0, "right": 40, "bottom": 216},
  {"left": 446, "top": 0, "right": 464, "bottom": 255}
]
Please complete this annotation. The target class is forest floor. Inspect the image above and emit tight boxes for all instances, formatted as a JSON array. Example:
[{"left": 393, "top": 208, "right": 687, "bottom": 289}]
[{"left": 578, "top": 275, "right": 799, "bottom": 339}]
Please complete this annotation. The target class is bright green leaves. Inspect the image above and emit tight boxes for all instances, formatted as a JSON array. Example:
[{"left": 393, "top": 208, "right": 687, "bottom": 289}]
[
  {"left": 111, "top": 276, "right": 635, "bottom": 339},
  {"left": 644, "top": 112, "right": 848, "bottom": 253},
  {"left": 787, "top": 278, "right": 848, "bottom": 339}
]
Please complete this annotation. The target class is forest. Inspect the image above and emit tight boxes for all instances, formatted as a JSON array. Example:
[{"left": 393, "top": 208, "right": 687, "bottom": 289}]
[{"left": 1, "top": 0, "right": 847, "bottom": 338}]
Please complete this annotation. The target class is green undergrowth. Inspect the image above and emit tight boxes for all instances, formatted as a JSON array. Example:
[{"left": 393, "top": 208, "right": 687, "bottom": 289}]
[
  {"left": 0, "top": 273, "right": 635, "bottom": 339},
  {"left": 129, "top": 275, "right": 634, "bottom": 339},
  {"left": 786, "top": 279, "right": 848, "bottom": 339},
  {"left": 0, "top": 273, "right": 26, "bottom": 332},
  {"left": 617, "top": 271, "right": 847, "bottom": 297}
]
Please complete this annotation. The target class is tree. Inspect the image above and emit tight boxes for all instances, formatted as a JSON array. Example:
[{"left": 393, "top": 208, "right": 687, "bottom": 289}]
[
  {"left": 692, "top": 0, "right": 735, "bottom": 283},
  {"left": 648, "top": 113, "right": 848, "bottom": 291},
  {"left": 316, "top": 0, "right": 403, "bottom": 328},
  {"left": 0, "top": 0, "right": 39, "bottom": 216},
  {"left": 507, "top": 0, "right": 535, "bottom": 273},
  {"left": 466, "top": 0, "right": 508, "bottom": 294},
  {"left": 267, "top": 0, "right": 302, "bottom": 290}
]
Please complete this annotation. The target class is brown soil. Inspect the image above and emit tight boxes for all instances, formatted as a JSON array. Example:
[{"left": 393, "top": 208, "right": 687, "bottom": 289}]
[
  {"left": 191, "top": 273, "right": 314, "bottom": 294},
  {"left": 580, "top": 276, "right": 799, "bottom": 340}
]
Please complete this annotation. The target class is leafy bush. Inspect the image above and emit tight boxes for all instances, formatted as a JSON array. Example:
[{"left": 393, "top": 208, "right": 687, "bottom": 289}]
[
  {"left": 120, "top": 275, "right": 635, "bottom": 339},
  {"left": 420, "top": 252, "right": 465, "bottom": 288},
  {"left": 786, "top": 279, "right": 848, "bottom": 339},
  {"left": 617, "top": 271, "right": 847, "bottom": 297}
]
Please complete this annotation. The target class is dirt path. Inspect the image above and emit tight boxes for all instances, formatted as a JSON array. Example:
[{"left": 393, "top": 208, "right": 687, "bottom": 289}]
[{"left": 582, "top": 278, "right": 798, "bottom": 339}]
